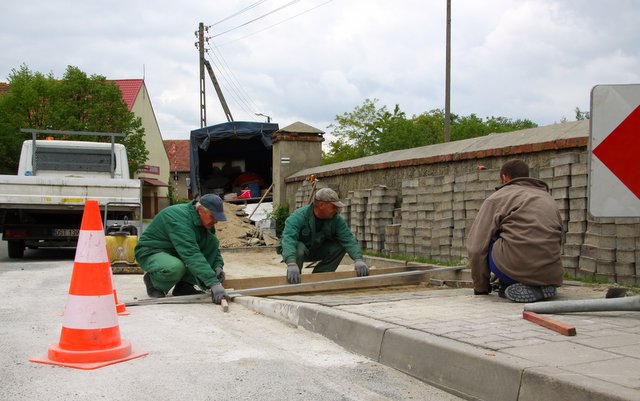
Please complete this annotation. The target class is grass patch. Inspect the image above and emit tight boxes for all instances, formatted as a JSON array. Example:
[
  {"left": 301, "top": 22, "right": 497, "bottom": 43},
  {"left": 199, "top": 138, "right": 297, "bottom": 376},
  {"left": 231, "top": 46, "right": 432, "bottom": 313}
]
[{"left": 564, "top": 272, "right": 640, "bottom": 295}]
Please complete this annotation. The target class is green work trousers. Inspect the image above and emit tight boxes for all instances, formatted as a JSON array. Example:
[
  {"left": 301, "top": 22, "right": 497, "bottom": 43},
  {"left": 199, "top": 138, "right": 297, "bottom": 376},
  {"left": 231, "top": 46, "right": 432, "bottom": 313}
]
[
  {"left": 295, "top": 240, "right": 346, "bottom": 273},
  {"left": 140, "top": 252, "right": 202, "bottom": 293}
]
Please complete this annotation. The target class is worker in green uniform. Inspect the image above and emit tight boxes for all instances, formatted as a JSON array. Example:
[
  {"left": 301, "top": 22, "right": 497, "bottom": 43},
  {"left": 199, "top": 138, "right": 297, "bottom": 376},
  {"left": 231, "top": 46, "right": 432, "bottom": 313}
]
[
  {"left": 134, "top": 194, "right": 229, "bottom": 304},
  {"left": 279, "top": 187, "right": 369, "bottom": 284}
]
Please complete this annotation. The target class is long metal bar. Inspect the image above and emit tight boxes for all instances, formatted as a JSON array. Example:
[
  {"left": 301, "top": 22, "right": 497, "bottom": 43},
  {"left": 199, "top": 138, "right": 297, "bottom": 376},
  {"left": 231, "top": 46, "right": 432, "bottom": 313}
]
[{"left": 125, "top": 265, "right": 466, "bottom": 306}]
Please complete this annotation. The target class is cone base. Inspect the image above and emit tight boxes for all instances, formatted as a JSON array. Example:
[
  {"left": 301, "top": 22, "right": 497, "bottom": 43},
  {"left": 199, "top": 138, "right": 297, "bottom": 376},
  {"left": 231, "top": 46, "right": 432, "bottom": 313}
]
[
  {"left": 29, "top": 340, "right": 147, "bottom": 370},
  {"left": 116, "top": 302, "right": 130, "bottom": 316}
]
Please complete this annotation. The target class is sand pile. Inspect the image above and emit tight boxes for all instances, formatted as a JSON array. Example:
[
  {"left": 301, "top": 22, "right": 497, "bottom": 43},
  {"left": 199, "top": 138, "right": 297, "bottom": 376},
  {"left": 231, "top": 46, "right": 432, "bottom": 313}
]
[{"left": 215, "top": 202, "right": 278, "bottom": 248}]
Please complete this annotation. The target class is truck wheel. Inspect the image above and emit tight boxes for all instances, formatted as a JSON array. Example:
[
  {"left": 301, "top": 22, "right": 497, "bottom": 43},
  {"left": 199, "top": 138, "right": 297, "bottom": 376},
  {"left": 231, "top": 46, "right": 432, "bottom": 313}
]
[{"left": 8, "top": 240, "right": 25, "bottom": 259}]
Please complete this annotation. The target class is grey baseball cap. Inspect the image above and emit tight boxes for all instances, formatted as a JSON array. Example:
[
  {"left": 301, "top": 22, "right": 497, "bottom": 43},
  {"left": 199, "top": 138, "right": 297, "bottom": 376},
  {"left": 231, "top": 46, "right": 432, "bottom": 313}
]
[{"left": 315, "top": 188, "right": 345, "bottom": 208}]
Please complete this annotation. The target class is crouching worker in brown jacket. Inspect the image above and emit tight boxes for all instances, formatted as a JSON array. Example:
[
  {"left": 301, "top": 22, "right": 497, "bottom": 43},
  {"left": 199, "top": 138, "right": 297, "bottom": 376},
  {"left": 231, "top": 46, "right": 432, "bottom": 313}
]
[{"left": 467, "top": 159, "right": 563, "bottom": 303}]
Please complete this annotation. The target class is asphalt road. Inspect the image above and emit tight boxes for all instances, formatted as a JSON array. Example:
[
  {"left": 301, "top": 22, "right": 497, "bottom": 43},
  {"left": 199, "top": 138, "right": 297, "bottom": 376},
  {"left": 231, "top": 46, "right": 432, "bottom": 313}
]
[{"left": 0, "top": 241, "right": 462, "bottom": 401}]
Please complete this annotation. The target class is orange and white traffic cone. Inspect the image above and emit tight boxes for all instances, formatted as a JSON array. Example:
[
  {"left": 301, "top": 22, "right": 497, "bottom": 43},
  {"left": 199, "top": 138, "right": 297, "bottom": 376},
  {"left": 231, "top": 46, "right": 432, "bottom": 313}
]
[
  {"left": 30, "top": 200, "right": 147, "bottom": 370},
  {"left": 113, "top": 289, "right": 130, "bottom": 316}
]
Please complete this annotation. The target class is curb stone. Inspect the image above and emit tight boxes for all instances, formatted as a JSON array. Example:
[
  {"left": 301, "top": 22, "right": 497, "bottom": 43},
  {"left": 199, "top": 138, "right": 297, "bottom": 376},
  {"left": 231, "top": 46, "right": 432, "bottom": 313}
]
[{"left": 235, "top": 295, "right": 638, "bottom": 401}]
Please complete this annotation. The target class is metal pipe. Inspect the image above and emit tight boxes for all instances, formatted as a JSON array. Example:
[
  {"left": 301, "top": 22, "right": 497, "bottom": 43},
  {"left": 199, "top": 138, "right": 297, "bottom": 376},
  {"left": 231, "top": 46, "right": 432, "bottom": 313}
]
[{"left": 524, "top": 295, "right": 640, "bottom": 314}]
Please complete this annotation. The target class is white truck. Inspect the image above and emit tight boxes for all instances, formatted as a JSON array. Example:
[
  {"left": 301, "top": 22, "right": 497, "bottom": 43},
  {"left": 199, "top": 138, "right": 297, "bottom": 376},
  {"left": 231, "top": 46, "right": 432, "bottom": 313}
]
[{"left": 0, "top": 130, "right": 142, "bottom": 258}]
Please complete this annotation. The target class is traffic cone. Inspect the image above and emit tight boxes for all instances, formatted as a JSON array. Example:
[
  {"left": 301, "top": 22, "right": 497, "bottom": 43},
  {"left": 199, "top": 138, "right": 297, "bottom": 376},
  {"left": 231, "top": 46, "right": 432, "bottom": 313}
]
[
  {"left": 113, "top": 289, "right": 130, "bottom": 316},
  {"left": 30, "top": 200, "right": 147, "bottom": 370}
]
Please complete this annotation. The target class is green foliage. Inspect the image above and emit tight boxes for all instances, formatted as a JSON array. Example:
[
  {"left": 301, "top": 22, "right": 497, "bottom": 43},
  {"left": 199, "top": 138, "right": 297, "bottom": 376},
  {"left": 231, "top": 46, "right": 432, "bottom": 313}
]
[
  {"left": 322, "top": 99, "right": 538, "bottom": 164},
  {"left": 268, "top": 203, "right": 290, "bottom": 237},
  {"left": 575, "top": 107, "right": 590, "bottom": 120},
  {"left": 0, "top": 64, "right": 148, "bottom": 176},
  {"left": 451, "top": 114, "right": 537, "bottom": 141},
  {"left": 167, "top": 182, "right": 191, "bottom": 206}
]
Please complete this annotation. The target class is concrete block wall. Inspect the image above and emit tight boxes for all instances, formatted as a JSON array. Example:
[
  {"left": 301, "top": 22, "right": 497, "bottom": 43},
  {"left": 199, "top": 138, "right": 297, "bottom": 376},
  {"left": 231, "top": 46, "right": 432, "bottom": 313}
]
[{"left": 292, "top": 150, "right": 640, "bottom": 285}]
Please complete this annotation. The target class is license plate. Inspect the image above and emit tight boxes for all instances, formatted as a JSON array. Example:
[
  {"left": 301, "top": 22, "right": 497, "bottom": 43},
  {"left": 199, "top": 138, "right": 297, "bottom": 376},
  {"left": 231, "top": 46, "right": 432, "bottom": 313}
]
[{"left": 52, "top": 228, "right": 80, "bottom": 237}]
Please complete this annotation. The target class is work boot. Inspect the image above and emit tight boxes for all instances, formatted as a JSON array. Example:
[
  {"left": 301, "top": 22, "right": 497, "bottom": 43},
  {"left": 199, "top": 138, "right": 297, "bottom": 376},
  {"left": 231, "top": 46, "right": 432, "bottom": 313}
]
[
  {"left": 172, "top": 281, "right": 204, "bottom": 296},
  {"left": 143, "top": 273, "right": 165, "bottom": 298},
  {"left": 504, "top": 283, "right": 556, "bottom": 303}
]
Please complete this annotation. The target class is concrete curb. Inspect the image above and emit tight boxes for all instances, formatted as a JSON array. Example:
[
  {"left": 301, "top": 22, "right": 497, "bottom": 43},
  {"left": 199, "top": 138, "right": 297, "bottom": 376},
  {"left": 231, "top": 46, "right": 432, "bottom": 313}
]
[
  {"left": 518, "top": 366, "right": 640, "bottom": 401},
  {"left": 235, "top": 296, "right": 635, "bottom": 401},
  {"left": 378, "top": 327, "right": 532, "bottom": 401}
]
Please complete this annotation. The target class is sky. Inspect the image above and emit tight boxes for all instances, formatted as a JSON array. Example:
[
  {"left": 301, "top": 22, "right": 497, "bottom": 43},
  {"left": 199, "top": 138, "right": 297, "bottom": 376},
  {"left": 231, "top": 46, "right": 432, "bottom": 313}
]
[{"left": 1, "top": 0, "right": 639, "bottom": 141}]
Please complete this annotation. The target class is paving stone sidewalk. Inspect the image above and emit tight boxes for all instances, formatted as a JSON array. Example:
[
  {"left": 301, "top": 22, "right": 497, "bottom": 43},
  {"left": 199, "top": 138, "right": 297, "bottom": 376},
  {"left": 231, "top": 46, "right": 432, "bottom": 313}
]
[{"left": 237, "top": 284, "right": 640, "bottom": 401}]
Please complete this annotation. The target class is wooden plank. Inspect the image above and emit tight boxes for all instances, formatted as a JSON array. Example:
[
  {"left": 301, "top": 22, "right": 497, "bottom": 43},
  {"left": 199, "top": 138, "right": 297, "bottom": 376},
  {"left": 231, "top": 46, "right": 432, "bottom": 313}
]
[
  {"left": 522, "top": 311, "right": 576, "bottom": 336},
  {"left": 233, "top": 269, "right": 442, "bottom": 297},
  {"left": 221, "top": 299, "right": 229, "bottom": 312},
  {"left": 125, "top": 266, "right": 465, "bottom": 306},
  {"left": 222, "top": 266, "right": 418, "bottom": 290}
]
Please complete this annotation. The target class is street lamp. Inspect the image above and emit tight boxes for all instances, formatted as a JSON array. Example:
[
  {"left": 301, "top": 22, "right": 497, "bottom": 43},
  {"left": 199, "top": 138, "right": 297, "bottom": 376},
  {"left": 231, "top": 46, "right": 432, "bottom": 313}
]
[{"left": 255, "top": 113, "right": 272, "bottom": 123}]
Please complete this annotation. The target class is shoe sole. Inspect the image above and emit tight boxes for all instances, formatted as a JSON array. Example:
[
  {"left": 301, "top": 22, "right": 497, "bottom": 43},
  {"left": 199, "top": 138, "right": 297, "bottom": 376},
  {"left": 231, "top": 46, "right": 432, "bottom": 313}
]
[{"left": 505, "top": 283, "right": 556, "bottom": 303}]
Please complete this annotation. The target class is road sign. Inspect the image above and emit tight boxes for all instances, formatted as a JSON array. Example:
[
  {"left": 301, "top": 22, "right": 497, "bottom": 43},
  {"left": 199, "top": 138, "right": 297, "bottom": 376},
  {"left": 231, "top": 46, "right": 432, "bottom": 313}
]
[{"left": 589, "top": 84, "right": 640, "bottom": 217}]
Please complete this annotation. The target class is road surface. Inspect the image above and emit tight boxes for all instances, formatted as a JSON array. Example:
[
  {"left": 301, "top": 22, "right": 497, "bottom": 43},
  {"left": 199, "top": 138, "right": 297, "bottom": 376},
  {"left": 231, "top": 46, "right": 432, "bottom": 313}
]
[{"left": 0, "top": 242, "right": 462, "bottom": 401}]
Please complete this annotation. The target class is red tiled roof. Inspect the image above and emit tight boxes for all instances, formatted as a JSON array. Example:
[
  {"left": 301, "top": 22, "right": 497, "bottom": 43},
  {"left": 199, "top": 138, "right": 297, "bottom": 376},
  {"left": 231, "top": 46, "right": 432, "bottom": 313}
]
[
  {"left": 0, "top": 82, "right": 10, "bottom": 95},
  {"left": 114, "top": 79, "right": 143, "bottom": 111},
  {"left": 164, "top": 140, "right": 191, "bottom": 172}
]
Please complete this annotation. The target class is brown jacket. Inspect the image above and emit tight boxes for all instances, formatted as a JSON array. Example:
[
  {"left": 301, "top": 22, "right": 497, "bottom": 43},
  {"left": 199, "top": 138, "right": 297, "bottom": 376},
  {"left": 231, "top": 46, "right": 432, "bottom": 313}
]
[{"left": 467, "top": 177, "right": 563, "bottom": 293}]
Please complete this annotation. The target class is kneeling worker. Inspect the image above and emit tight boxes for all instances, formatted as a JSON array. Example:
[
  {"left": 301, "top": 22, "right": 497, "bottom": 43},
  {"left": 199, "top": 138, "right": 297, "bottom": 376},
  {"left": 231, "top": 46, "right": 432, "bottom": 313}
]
[
  {"left": 134, "top": 194, "right": 229, "bottom": 304},
  {"left": 467, "top": 159, "right": 563, "bottom": 303},
  {"left": 279, "top": 187, "right": 369, "bottom": 284}
]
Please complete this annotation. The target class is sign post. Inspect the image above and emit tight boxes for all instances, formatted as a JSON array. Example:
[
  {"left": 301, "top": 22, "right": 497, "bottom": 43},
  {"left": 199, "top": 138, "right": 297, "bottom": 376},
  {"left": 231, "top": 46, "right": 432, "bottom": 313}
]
[{"left": 589, "top": 84, "right": 640, "bottom": 217}]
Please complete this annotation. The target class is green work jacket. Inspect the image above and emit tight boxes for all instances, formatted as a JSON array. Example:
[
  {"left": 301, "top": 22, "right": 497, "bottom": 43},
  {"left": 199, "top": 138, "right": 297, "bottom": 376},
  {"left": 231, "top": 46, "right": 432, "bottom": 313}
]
[
  {"left": 280, "top": 204, "right": 362, "bottom": 264},
  {"left": 134, "top": 201, "right": 223, "bottom": 287}
]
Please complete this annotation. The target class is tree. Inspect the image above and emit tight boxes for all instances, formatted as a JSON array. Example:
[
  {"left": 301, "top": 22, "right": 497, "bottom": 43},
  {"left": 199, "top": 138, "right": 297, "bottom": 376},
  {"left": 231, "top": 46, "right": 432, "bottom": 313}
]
[
  {"left": 575, "top": 107, "right": 590, "bottom": 120},
  {"left": 323, "top": 99, "right": 444, "bottom": 164},
  {"left": 323, "top": 99, "right": 538, "bottom": 164},
  {"left": 324, "top": 98, "right": 381, "bottom": 164},
  {"left": 0, "top": 65, "right": 148, "bottom": 175}
]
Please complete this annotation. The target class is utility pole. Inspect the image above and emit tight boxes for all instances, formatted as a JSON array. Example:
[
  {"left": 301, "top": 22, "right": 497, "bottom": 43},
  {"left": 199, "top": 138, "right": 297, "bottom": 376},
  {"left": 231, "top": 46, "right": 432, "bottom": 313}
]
[
  {"left": 196, "top": 22, "right": 234, "bottom": 124},
  {"left": 197, "top": 22, "right": 207, "bottom": 128},
  {"left": 444, "top": 0, "right": 452, "bottom": 142}
]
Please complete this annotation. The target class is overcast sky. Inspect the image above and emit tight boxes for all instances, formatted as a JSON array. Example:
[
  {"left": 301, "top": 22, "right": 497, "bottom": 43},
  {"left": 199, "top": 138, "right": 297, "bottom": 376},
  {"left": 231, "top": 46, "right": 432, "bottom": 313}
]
[{"left": 2, "top": 1, "right": 639, "bottom": 140}]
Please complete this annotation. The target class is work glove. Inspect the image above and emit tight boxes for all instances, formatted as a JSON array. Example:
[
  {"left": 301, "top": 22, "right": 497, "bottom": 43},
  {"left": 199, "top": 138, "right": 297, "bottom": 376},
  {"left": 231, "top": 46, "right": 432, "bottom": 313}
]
[
  {"left": 214, "top": 266, "right": 225, "bottom": 283},
  {"left": 354, "top": 260, "right": 369, "bottom": 277},
  {"left": 286, "top": 262, "right": 301, "bottom": 284},
  {"left": 210, "top": 283, "right": 228, "bottom": 305}
]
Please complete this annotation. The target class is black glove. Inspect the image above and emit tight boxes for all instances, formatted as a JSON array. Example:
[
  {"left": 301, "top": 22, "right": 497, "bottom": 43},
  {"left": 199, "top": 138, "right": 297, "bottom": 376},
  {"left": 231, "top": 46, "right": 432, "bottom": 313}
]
[
  {"left": 214, "top": 266, "right": 225, "bottom": 283},
  {"left": 210, "top": 284, "right": 228, "bottom": 304},
  {"left": 286, "top": 262, "right": 300, "bottom": 284},
  {"left": 354, "top": 260, "right": 369, "bottom": 277}
]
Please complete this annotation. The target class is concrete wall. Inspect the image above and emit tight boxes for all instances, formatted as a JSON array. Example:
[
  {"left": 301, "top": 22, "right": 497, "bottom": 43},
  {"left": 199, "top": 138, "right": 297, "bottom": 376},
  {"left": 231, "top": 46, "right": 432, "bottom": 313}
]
[{"left": 281, "top": 120, "right": 639, "bottom": 285}]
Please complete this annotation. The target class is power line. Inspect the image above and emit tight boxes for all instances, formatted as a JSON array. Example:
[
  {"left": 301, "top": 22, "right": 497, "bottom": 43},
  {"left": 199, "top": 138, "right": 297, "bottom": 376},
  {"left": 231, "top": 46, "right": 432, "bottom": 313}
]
[
  {"left": 210, "top": 0, "right": 303, "bottom": 39},
  {"left": 199, "top": 0, "right": 333, "bottom": 121},
  {"left": 217, "top": 0, "right": 333, "bottom": 48},
  {"left": 207, "top": 0, "right": 269, "bottom": 29},
  {"left": 208, "top": 43, "right": 261, "bottom": 112},
  {"left": 205, "top": 48, "right": 256, "bottom": 119}
]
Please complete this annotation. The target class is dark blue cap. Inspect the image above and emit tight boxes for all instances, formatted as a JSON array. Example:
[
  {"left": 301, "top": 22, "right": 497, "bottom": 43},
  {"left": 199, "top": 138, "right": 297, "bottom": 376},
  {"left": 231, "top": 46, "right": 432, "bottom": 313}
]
[{"left": 199, "top": 194, "right": 227, "bottom": 221}]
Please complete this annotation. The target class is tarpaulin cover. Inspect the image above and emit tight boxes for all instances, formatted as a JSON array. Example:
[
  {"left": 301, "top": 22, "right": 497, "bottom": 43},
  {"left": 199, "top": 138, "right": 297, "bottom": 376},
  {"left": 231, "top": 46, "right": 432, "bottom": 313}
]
[{"left": 189, "top": 121, "right": 279, "bottom": 197}]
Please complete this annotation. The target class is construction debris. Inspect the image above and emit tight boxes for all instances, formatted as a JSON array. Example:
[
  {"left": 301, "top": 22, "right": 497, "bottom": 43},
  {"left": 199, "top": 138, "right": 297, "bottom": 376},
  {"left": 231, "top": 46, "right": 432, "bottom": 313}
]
[{"left": 215, "top": 202, "right": 277, "bottom": 248}]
